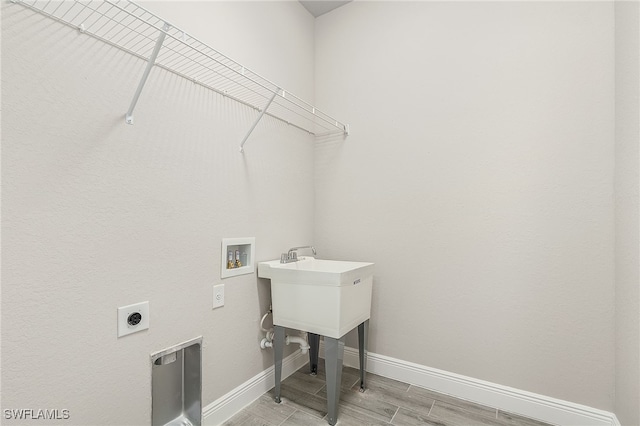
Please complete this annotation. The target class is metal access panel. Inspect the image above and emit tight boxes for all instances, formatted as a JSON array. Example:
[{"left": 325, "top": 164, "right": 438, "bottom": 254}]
[{"left": 151, "top": 337, "right": 202, "bottom": 426}]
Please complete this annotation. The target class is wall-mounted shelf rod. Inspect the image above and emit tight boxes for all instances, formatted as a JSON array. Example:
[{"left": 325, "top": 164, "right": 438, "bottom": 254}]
[
  {"left": 239, "top": 90, "right": 279, "bottom": 153},
  {"left": 125, "top": 21, "right": 169, "bottom": 125},
  {"left": 12, "top": 0, "right": 350, "bottom": 147}
]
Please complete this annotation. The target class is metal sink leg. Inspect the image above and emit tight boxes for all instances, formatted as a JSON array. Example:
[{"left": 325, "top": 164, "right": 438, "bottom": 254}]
[
  {"left": 324, "top": 337, "right": 345, "bottom": 426},
  {"left": 308, "top": 333, "right": 321, "bottom": 375},
  {"left": 358, "top": 320, "right": 369, "bottom": 392},
  {"left": 273, "top": 325, "right": 285, "bottom": 403}
]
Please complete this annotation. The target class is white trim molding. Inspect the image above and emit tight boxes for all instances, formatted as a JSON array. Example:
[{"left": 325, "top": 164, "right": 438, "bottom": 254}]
[
  {"left": 202, "top": 350, "right": 308, "bottom": 425},
  {"left": 330, "top": 344, "right": 619, "bottom": 426},
  {"left": 203, "top": 345, "right": 620, "bottom": 426}
]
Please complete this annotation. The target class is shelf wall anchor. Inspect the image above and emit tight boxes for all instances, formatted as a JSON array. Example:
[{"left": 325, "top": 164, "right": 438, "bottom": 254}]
[
  {"left": 125, "top": 22, "right": 170, "bottom": 125},
  {"left": 239, "top": 89, "right": 280, "bottom": 153}
]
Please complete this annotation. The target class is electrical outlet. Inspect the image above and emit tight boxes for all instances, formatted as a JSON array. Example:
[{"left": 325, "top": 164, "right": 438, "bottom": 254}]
[
  {"left": 117, "top": 301, "right": 149, "bottom": 337},
  {"left": 213, "top": 284, "right": 224, "bottom": 309}
]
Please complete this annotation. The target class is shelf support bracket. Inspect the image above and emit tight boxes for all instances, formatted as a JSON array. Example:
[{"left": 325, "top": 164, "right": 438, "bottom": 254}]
[
  {"left": 239, "top": 89, "right": 279, "bottom": 153},
  {"left": 125, "top": 22, "right": 170, "bottom": 125}
]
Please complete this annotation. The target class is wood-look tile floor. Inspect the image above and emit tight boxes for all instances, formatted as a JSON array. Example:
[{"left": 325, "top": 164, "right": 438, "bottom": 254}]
[{"left": 222, "top": 361, "right": 554, "bottom": 426}]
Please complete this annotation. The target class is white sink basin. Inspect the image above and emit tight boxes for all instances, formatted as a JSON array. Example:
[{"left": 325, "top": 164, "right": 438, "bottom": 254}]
[{"left": 258, "top": 257, "right": 374, "bottom": 338}]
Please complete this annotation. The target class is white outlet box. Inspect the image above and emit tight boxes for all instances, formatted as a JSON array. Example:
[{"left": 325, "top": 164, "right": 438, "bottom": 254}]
[
  {"left": 117, "top": 301, "right": 149, "bottom": 337},
  {"left": 213, "top": 284, "right": 224, "bottom": 309}
]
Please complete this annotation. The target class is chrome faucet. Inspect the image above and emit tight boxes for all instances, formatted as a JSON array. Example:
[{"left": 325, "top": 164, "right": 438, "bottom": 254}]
[{"left": 281, "top": 246, "right": 316, "bottom": 263}]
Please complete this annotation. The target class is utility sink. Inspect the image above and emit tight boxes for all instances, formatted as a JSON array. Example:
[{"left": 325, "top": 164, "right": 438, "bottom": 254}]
[{"left": 258, "top": 257, "right": 374, "bottom": 338}]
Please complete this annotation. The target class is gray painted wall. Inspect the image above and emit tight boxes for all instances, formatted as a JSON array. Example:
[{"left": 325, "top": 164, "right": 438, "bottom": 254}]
[
  {"left": 314, "top": 1, "right": 616, "bottom": 411},
  {"left": 2, "top": 2, "right": 314, "bottom": 424},
  {"left": 615, "top": 2, "right": 640, "bottom": 425}
]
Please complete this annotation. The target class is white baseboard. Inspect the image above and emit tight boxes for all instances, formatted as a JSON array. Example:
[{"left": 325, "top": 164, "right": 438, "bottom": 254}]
[
  {"left": 202, "top": 344, "right": 620, "bottom": 426},
  {"left": 325, "top": 344, "right": 619, "bottom": 426},
  {"left": 202, "top": 350, "right": 308, "bottom": 426}
]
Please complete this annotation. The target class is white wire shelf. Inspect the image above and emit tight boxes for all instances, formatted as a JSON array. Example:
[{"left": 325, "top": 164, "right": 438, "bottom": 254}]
[{"left": 13, "top": 0, "right": 349, "bottom": 149}]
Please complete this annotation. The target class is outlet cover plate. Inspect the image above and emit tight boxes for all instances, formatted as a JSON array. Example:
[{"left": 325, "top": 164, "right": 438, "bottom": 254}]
[
  {"left": 117, "top": 301, "right": 149, "bottom": 337},
  {"left": 213, "top": 284, "right": 224, "bottom": 309}
]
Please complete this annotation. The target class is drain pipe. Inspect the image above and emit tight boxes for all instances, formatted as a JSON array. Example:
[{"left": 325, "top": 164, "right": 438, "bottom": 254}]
[
  {"left": 286, "top": 334, "right": 310, "bottom": 354},
  {"left": 259, "top": 309, "right": 309, "bottom": 354}
]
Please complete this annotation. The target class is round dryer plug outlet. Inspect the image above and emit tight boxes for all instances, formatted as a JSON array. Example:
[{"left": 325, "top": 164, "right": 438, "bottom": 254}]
[
  {"left": 117, "top": 301, "right": 149, "bottom": 337},
  {"left": 127, "top": 312, "right": 142, "bottom": 326}
]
